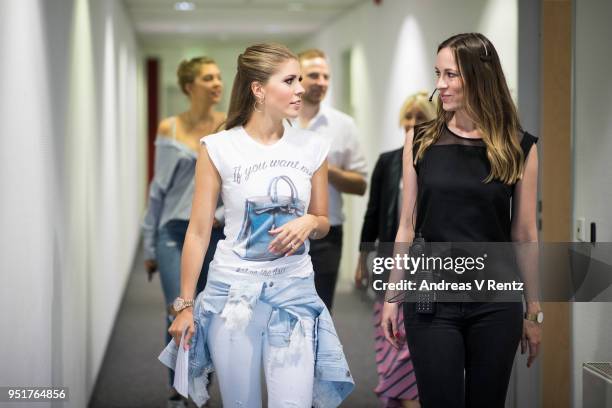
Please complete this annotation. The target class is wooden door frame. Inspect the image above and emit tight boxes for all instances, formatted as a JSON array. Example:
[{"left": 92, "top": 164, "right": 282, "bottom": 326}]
[{"left": 540, "top": 0, "right": 573, "bottom": 407}]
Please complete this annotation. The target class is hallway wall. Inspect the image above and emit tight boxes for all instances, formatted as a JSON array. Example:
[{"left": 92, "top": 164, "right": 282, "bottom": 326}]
[
  {"left": 0, "top": 0, "right": 146, "bottom": 406},
  {"left": 572, "top": 0, "right": 612, "bottom": 406},
  {"left": 294, "top": 0, "right": 518, "bottom": 288}
]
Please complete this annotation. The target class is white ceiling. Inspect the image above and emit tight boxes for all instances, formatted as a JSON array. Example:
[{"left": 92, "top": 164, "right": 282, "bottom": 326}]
[{"left": 123, "top": 0, "right": 369, "bottom": 46}]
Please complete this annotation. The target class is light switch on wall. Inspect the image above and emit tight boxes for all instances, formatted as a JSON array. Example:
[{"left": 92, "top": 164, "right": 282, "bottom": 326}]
[{"left": 575, "top": 217, "right": 586, "bottom": 241}]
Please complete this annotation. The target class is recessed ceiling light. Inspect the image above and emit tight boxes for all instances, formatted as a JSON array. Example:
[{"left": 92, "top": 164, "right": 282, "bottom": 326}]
[
  {"left": 174, "top": 2, "right": 196, "bottom": 11},
  {"left": 265, "top": 24, "right": 282, "bottom": 34}
]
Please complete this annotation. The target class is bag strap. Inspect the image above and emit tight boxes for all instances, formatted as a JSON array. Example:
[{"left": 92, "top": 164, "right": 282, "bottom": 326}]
[{"left": 268, "top": 175, "right": 298, "bottom": 202}]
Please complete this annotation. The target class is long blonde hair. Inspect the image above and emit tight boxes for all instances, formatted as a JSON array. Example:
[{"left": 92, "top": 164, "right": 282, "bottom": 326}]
[
  {"left": 225, "top": 43, "right": 297, "bottom": 130},
  {"left": 414, "top": 33, "right": 524, "bottom": 185}
]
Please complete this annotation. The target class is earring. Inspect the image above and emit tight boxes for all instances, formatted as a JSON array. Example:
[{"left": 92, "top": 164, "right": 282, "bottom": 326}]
[{"left": 254, "top": 96, "right": 265, "bottom": 112}]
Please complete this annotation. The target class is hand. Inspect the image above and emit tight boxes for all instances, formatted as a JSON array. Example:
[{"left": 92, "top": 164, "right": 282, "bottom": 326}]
[
  {"left": 268, "top": 215, "right": 317, "bottom": 257},
  {"left": 381, "top": 301, "right": 402, "bottom": 349},
  {"left": 521, "top": 319, "right": 542, "bottom": 368},
  {"left": 169, "top": 308, "right": 195, "bottom": 350},
  {"left": 354, "top": 253, "right": 369, "bottom": 289},
  {"left": 144, "top": 259, "right": 158, "bottom": 282}
]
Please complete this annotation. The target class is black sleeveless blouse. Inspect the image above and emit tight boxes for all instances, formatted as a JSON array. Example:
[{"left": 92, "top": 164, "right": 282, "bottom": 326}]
[{"left": 412, "top": 123, "right": 538, "bottom": 243}]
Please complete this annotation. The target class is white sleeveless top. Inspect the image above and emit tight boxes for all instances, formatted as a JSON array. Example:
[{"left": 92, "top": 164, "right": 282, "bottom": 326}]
[{"left": 201, "top": 125, "right": 330, "bottom": 281}]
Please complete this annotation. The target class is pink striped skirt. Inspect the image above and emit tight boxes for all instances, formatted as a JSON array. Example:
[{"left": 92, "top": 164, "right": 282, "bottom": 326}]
[{"left": 373, "top": 300, "right": 419, "bottom": 406}]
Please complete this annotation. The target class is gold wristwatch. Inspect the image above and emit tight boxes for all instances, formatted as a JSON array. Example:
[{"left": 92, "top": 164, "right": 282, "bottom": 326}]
[
  {"left": 524, "top": 311, "right": 544, "bottom": 324},
  {"left": 173, "top": 297, "right": 194, "bottom": 313}
]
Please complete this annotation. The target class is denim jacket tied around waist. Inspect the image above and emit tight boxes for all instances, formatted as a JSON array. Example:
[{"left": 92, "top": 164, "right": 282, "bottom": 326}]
[{"left": 158, "top": 274, "right": 354, "bottom": 407}]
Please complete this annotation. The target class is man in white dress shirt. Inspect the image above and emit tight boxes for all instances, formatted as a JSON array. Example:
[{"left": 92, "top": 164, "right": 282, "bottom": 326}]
[{"left": 296, "top": 49, "right": 368, "bottom": 311}]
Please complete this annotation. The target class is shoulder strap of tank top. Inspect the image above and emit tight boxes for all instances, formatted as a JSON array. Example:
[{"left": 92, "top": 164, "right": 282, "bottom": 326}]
[{"left": 171, "top": 117, "right": 177, "bottom": 140}]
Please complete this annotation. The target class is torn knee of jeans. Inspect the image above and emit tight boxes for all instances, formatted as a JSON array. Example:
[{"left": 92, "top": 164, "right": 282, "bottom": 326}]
[
  {"left": 220, "top": 282, "right": 262, "bottom": 331},
  {"left": 164, "top": 240, "right": 177, "bottom": 247},
  {"left": 234, "top": 401, "right": 244, "bottom": 407},
  {"left": 269, "top": 318, "right": 307, "bottom": 367},
  {"left": 221, "top": 298, "right": 254, "bottom": 332}
]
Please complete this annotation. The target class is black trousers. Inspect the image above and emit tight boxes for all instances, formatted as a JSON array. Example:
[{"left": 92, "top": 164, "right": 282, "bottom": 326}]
[
  {"left": 310, "top": 225, "right": 343, "bottom": 311},
  {"left": 403, "top": 301, "right": 523, "bottom": 408}
]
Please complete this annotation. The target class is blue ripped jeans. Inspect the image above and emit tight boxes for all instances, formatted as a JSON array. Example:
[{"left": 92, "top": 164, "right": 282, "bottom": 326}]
[
  {"left": 208, "top": 300, "right": 315, "bottom": 407},
  {"left": 158, "top": 276, "right": 355, "bottom": 407},
  {"left": 156, "top": 220, "right": 224, "bottom": 385}
]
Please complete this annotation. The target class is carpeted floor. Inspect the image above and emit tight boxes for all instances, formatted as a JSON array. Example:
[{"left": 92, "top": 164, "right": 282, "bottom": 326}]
[{"left": 89, "top": 246, "right": 381, "bottom": 407}]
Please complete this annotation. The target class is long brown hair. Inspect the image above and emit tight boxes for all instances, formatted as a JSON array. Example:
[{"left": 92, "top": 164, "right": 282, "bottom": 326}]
[
  {"left": 225, "top": 43, "right": 297, "bottom": 130},
  {"left": 415, "top": 33, "right": 524, "bottom": 184}
]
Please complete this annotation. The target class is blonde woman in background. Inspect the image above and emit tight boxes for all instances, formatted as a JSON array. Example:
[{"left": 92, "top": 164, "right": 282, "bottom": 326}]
[
  {"left": 142, "top": 56, "right": 226, "bottom": 408},
  {"left": 355, "top": 91, "right": 435, "bottom": 408}
]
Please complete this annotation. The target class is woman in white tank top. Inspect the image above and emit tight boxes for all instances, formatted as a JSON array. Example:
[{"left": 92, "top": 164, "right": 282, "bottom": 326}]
[{"left": 162, "top": 43, "right": 354, "bottom": 407}]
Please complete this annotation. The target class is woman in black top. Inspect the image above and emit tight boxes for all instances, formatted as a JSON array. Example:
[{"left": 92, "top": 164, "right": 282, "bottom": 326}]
[{"left": 381, "top": 33, "right": 542, "bottom": 407}]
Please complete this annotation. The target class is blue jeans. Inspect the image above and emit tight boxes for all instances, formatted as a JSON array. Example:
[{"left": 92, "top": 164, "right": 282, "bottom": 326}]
[
  {"left": 156, "top": 220, "right": 224, "bottom": 385},
  {"left": 158, "top": 276, "right": 355, "bottom": 407},
  {"left": 208, "top": 300, "right": 315, "bottom": 407}
]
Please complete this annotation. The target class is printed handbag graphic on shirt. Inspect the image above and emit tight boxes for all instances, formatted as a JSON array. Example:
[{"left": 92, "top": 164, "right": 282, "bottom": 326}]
[{"left": 233, "top": 175, "right": 306, "bottom": 261}]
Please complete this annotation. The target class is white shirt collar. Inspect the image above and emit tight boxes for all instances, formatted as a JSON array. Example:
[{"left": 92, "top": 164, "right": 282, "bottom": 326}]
[{"left": 295, "top": 104, "right": 330, "bottom": 130}]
